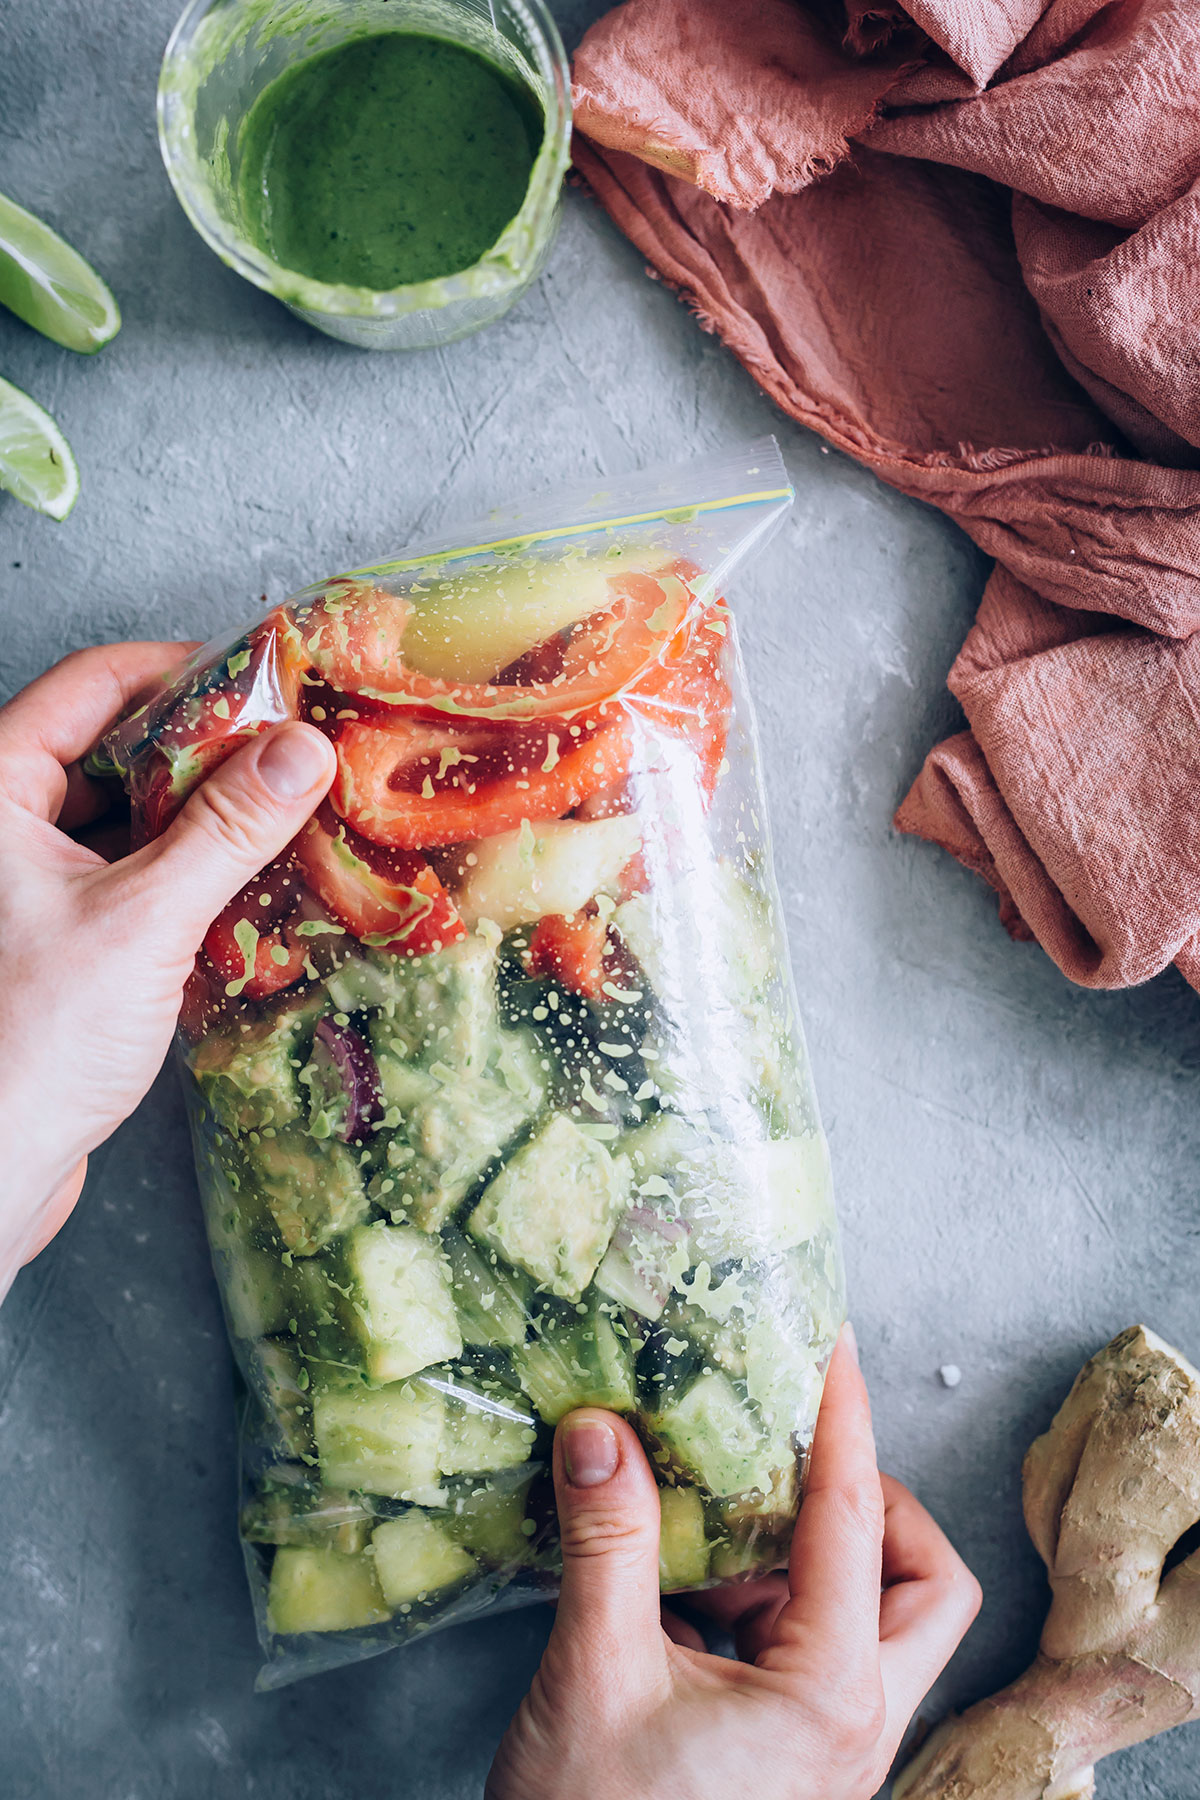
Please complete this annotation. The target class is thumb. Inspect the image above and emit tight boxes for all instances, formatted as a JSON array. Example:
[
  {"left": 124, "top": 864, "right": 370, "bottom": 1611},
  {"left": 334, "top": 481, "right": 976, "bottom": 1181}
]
[
  {"left": 131, "top": 722, "right": 336, "bottom": 946},
  {"left": 550, "top": 1409, "right": 667, "bottom": 1677}
]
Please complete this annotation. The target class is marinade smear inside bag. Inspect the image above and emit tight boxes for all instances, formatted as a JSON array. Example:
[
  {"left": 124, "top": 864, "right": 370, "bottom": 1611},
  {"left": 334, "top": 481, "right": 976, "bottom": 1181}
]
[{"left": 102, "top": 441, "right": 845, "bottom": 1687}]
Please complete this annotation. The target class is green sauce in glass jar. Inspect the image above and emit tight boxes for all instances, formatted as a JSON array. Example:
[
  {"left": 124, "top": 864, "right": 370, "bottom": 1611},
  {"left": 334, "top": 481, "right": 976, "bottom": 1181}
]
[{"left": 237, "top": 33, "right": 544, "bottom": 291}]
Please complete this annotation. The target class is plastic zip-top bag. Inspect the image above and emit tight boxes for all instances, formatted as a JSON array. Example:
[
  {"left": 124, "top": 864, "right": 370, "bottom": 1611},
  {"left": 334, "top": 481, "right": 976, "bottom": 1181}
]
[{"left": 101, "top": 440, "right": 845, "bottom": 1688}]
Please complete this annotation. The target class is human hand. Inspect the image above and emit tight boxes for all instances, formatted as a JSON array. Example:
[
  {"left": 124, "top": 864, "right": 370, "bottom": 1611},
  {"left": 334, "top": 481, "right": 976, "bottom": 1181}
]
[
  {"left": 488, "top": 1331, "right": 981, "bottom": 1800},
  {"left": 0, "top": 642, "right": 336, "bottom": 1296}
]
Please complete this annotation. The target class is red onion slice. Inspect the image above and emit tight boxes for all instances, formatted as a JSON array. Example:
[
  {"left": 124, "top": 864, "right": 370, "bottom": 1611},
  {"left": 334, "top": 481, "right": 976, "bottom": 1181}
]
[
  {"left": 312, "top": 1017, "right": 383, "bottom": 1143},
  {"left": 597, "top": 1204, "right": 689, "bottom": 1318}
]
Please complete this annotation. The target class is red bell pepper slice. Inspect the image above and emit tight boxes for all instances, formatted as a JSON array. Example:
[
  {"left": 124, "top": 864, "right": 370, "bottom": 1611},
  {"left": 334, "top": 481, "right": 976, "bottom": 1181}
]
[
  {"left": 294, "top": 803, "right": 465, "bottom": 954},
  {"left": 526, "top": 910, "right": 611, "bottom": 999},
  {"left": 201, "top": 854, "right": 308, "bottom": 1001},
  {"left": 203, "top": 909, "right": 307, "bottom": 1001},
  {"left": 131, "top": 607, "right": 312, "bottom": 845},
  {"left": 626, "top": 600, "right": 732, "bottom": 801},
  {"left": 332, "top": 712, "right": 633, "bottom": 852},
  {"left": 299, "top": 566, "right": 693, "bottom": 720}
]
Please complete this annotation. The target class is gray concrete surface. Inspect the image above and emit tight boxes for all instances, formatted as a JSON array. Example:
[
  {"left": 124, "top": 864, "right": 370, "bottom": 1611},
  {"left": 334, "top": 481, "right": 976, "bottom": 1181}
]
[{"left": 3, "top": 4, "right": 1200, "bottom": 1796}]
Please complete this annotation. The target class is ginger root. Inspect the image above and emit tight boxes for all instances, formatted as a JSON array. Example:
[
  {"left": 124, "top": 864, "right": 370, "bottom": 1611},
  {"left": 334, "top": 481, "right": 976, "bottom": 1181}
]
[{"left": 894, "top": 1325, "right": 1200, "bottom": 1800}]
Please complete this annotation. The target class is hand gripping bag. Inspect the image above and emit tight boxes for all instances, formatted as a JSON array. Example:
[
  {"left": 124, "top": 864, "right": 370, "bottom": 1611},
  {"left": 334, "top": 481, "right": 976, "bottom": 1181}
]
[{"left": 102, "top": 440, "right": 845, "bottom": 1686}]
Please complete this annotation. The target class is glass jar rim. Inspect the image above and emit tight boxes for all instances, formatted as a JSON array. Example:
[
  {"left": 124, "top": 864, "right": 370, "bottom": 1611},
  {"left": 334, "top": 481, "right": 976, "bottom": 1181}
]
[{"left": 157, "top": 0, "right": 572, "bottom": 321}]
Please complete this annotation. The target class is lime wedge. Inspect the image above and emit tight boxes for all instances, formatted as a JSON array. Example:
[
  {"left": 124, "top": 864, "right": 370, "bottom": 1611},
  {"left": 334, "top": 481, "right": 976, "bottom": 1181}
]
[
  {"left": 0, "top": 191, "right": 120, "bottom": 354},
  {"left": 0, "top": 376, "right": 80, "bottom": 519}
]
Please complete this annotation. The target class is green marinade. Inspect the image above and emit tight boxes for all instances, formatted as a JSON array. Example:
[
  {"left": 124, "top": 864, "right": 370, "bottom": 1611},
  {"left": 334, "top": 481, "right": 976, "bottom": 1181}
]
[{"left": 237, "top": 32, "right": 543, "bottom": 291}]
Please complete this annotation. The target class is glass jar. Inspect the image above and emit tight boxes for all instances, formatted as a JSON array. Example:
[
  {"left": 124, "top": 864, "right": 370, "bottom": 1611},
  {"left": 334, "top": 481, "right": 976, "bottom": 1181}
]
[{"left": 158, "top": 0, "right": 571, "bottom": 351}]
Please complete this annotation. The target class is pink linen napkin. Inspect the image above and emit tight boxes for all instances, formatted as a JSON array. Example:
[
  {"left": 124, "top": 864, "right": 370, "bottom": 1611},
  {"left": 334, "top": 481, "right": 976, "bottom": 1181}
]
[{"left": 572, "top": 0, "right": 1200, "bottom": 989}]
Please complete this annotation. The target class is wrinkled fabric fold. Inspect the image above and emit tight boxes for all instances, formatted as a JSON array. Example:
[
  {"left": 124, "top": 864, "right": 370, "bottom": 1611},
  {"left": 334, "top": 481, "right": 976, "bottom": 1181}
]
[
  {"left": 571, "top": 0, "right": 916, "bottom": 209},
  {"left": 572, "top": 0, "right": 1200, "bottom": 990}
]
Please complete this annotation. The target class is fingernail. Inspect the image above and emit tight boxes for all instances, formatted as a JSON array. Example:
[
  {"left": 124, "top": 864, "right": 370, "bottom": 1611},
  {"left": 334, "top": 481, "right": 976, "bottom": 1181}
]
[
  {"left": 841, "top": 1320, "right": 860, "bottom": 1364},
  {"left": 256, "top": 725, "right": 332, "bottom": 800},
  {"left": 563, "top": 1418, "right": 619, "bottom": 1488}
]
